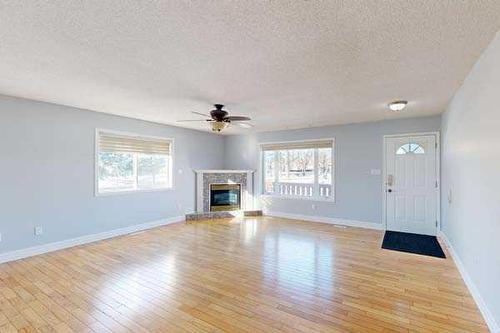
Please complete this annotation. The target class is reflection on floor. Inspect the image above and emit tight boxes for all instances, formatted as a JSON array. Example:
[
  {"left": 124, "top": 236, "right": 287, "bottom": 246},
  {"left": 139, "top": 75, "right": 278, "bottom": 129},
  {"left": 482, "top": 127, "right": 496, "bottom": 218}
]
[{"left": 0, "top": 216, "right": 488, "bottom": 332}]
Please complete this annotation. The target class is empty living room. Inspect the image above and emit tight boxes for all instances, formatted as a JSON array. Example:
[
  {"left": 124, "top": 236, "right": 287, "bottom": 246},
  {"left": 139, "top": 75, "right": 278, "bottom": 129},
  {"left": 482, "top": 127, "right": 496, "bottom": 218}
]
[{"left": 1, "top": 1, "right": 500, "bottom": 332}]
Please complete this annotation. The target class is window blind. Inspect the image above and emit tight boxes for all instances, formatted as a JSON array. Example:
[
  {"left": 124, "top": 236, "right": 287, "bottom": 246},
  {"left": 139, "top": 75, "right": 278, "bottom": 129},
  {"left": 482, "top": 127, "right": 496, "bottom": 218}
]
[
  {"left": 98, "top": 131, "right": 171, "bottom": 155},
  {"left": 261, "top": 140, "right": 333, "bottom": 151}
]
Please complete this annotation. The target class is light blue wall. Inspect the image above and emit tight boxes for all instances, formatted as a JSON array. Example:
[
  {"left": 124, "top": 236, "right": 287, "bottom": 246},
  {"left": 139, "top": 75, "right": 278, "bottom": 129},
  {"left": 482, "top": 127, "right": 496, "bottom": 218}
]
[
  {"left": 0, "top": 95, "right": 225, "bottom": 253},
  {"left": 441, "top": 33, "right": 500, "bottom": 330},
  {"left": 0, "top": 94, "right": 441, "bottom": 254},
  {"left": 224, "top": 116, "right": 441, "bottom": 225}
]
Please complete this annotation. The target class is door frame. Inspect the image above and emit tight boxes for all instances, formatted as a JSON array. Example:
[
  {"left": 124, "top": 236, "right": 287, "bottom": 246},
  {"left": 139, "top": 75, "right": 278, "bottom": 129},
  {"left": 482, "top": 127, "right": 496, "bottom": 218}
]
[{"left": 382, "top": 131, "right": 441, "bottom": 233}]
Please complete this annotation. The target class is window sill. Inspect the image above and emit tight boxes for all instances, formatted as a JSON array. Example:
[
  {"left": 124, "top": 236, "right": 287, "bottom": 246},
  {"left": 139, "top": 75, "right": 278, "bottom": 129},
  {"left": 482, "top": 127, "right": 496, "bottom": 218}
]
[
  {"left": 95, "top": 187, "right": 174, "bottom": 197},
  {"left": 260, "top": 194, "right": 335, "bottom": 203}
]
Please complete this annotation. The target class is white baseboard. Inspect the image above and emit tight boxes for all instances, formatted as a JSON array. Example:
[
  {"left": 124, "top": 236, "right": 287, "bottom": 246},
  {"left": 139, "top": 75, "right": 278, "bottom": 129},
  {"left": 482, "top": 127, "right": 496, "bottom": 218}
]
[
  {"left": 0, "top": 216, "right": 185, "bottom": 264},
  {"left": 438, "top": 231, "right": 499, "bottom": 333},
  {"left": 264, "top": 211, "right": 384, "bottom": 230}
]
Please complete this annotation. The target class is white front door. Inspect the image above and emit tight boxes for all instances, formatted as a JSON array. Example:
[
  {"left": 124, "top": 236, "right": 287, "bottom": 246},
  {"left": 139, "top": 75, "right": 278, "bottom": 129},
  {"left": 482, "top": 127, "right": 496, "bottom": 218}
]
[{"left": 385, "top": 135, "right": 438, "bottom": 236}]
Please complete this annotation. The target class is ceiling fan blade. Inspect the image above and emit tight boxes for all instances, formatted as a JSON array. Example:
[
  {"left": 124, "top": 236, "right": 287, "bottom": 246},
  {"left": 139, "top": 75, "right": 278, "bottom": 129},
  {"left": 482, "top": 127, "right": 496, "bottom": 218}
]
[
  {"left": 234, "top": 122, "right": 254, "bottom": 128},
  {"left": 191, "top": 111, "right": 212, "bottom": 117},
  {"left": 176, "top": 119, "right": 210, "bottom": 122},
  {"left": 224, "top": 116, "right": 251, "bottom": 121}
]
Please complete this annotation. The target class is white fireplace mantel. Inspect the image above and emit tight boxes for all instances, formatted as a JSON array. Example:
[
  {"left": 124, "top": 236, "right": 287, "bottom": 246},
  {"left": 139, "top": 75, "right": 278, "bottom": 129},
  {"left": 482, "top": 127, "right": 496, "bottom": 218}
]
[
  {"left": 194, "top": 169, "right": 255, "bottom": 174},
  {"left": 195, "top": 169, "right": 255, "bottom": 212}
]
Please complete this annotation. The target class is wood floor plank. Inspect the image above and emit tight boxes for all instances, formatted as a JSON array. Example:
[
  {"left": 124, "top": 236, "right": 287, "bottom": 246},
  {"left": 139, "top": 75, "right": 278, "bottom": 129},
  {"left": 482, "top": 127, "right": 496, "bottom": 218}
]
[{"left": 0, "top": 216, "right": 489, "bottom": 332}]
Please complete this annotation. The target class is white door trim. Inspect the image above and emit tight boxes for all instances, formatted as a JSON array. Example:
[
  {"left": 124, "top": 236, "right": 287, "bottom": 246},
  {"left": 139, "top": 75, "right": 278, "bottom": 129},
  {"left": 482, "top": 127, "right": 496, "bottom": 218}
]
[{"left": 382, "top": 131, "right": 441, "bottom": 233}]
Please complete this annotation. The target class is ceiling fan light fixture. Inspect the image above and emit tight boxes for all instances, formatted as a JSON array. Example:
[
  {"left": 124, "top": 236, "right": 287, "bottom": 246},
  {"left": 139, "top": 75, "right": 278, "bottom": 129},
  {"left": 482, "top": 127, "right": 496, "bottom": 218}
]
[
  {"left": 211, "top": 121, "right": 228, "bottom": 132},
  {"left": 177, "top": 103, "right": 252, "bottom": 132},
  {"left": 388, "top": 100, "right": 408, "bottom": 112}
]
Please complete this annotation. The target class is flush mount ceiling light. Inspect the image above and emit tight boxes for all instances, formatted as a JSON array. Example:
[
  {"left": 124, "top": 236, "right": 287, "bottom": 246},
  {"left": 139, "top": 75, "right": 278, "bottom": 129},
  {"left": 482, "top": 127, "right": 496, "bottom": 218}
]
[{"left": 388, "top": 100, "right": 408, "bottom": 112}]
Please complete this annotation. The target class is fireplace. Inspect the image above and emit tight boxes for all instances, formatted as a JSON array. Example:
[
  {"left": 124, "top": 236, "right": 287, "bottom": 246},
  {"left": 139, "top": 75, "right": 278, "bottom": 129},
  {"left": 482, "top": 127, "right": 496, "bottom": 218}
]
[
  {"left": 195, "top": 170, "right": 254, "bottom": 213},
  {"left": 210, "top": 183, "right": 241, "bottom": 211}
]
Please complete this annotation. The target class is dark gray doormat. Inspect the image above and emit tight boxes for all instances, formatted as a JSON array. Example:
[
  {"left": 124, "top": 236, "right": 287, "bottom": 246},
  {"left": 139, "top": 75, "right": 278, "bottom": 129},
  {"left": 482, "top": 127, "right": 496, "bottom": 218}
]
[{"left": 382, "top": 231, "right": 446, "bottom": 258}]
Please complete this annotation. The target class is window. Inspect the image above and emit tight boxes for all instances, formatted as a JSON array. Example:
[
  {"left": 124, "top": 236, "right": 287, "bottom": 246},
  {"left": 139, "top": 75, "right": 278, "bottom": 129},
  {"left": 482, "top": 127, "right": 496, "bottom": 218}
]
[
  {"left": 262, "top": 140, "right": 334, "bottom": 200},
  {"left": 96, "top": 130, "right": 173, "bottom": 194},
  {"left": 396, "top": 143, "right": 425, "bottom": 155}
]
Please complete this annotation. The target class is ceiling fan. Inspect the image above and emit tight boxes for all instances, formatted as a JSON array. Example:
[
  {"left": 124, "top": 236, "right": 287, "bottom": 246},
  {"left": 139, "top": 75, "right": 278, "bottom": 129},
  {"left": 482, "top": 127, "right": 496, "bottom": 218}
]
[{"left": 176, "top": 104, "right": 252, "bottom": 132}]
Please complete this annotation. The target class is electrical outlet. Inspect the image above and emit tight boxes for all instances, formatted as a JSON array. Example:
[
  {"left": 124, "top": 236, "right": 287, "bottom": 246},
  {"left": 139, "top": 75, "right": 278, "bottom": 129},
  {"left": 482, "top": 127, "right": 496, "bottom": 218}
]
[
  {"left": 34, "top": 226, "right": 43, "bottom": 236},
  {"left": 311, "top": 204, "right": 316, "bottom": 210}
]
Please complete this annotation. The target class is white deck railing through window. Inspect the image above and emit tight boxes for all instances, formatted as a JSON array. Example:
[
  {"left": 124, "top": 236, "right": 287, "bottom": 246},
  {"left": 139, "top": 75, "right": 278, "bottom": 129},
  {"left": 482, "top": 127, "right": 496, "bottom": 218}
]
[{"left": 265, "top": 182, "right": 333, "bottom": 199}]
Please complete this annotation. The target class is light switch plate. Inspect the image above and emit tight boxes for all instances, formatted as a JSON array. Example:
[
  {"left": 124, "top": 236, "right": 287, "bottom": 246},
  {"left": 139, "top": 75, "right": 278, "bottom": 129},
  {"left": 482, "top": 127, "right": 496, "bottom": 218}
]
[{"left": 34, "top": 226, "right": 43, "bottom": 236}]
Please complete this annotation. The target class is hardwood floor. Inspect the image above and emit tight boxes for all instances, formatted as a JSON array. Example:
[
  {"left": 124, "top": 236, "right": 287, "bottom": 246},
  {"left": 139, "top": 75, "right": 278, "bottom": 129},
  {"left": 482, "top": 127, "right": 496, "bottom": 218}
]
[{"left": 0, "top": 216, "right": 488, "bottom": 332}]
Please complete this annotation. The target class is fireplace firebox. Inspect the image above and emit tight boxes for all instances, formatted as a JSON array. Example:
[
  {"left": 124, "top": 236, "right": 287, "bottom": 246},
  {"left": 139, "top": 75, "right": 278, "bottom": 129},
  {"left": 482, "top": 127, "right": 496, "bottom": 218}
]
[{"left": 209, "top": 183, "right": 241, "bottom": 211}]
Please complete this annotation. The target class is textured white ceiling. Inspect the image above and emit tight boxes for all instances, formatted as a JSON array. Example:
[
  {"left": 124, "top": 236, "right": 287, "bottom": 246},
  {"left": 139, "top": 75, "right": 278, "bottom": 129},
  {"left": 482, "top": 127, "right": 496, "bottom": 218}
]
[{"left": 0, "top": 1, "right": 499, "bottom": 134}]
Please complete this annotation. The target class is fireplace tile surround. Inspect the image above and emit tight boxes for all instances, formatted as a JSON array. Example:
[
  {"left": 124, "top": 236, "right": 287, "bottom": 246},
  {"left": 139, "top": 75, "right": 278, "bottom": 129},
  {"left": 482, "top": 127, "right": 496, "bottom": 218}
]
[{"left": 194, "top": 170, "right": 255, "bottom": 213}]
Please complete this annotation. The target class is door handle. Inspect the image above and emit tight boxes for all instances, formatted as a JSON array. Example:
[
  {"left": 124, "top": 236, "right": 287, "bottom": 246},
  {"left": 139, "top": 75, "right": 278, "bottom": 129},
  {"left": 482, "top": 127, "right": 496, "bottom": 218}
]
[{"left": 387, "top": 175, "right": 394, "bottom": 187}]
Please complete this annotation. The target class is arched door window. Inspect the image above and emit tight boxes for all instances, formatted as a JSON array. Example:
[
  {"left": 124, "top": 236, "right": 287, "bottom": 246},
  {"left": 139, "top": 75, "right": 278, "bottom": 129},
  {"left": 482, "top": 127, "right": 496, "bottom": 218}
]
[{"left": 396, "top": 143, "right": 425, "bottom": 155}]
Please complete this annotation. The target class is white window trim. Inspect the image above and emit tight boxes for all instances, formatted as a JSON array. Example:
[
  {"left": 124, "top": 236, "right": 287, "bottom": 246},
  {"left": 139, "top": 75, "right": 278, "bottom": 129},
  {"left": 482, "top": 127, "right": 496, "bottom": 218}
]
[
  {"left": 260, "top": 138, "right": 336, "bottom": 202},
  {"left": 94, "top": 129, "right": 175, "bottom": 196}
]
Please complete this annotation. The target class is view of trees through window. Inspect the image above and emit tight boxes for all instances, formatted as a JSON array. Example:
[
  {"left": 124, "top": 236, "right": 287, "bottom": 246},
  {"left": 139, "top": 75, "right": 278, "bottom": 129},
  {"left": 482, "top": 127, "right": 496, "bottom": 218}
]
[
  {"left": 263, "top": 144, "right": 334, "bottom": 199},
  {"left": 279, "top": 149, "right": 314, "bottom": 183},
  {"left": 98, "top": 152, "right": 170, "bottom": 192},
  {"left": 318, "top": 148, "right": 332, "bottom": 184}
]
